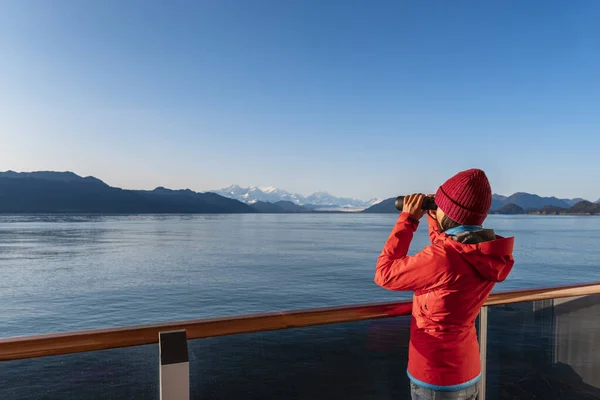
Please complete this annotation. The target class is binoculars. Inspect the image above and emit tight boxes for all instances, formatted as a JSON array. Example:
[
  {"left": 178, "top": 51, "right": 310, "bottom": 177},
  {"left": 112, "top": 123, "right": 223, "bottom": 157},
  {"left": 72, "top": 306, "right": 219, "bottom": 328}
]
[{"left": 394, "top": 196, "right": 437, "bottom": 211}]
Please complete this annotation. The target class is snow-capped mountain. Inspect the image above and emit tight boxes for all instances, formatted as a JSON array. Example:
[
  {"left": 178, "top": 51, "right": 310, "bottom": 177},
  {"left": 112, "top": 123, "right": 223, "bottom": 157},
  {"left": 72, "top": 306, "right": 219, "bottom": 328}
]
[
  {"left": 303, "top": 191, "right": 381, "bottom": 209},
  {"left": 212, "top": 185, "right": 381, "bottom": 210},
  {"left": 214, "top": 185, "right": 305, "bottom": 205}
]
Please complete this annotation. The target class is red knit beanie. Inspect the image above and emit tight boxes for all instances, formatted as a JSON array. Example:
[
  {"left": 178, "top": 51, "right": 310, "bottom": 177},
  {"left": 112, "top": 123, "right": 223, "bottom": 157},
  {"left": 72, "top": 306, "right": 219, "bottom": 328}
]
[{"left": 435, "top": 169, "right": 492, "bottom": 226}]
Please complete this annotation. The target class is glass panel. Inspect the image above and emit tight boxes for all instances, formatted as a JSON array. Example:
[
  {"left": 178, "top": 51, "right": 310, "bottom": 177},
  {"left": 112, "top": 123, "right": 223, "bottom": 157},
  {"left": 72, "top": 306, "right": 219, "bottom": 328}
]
[
  {"left": 0, "top": 344, "right": 158, "bottom": 400},
  {"left": 0, "top": 316, "right": 412, "bottom": 399},
  {"left": 189, "top": 316, "right": 412, "bottom": 399},
  {"left": 486, "top": 294, "right": 600, "bottom": 400}
]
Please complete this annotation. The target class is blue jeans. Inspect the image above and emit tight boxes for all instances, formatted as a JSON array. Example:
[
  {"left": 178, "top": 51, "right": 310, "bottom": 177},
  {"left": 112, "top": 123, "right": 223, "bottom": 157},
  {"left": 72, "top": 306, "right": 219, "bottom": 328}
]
[{"left": 410, "top": 382, "right": 479, "bottom": 400}]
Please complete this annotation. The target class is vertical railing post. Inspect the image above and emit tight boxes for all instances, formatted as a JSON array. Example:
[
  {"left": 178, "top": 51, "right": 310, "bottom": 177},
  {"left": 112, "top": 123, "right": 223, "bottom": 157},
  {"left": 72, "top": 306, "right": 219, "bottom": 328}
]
[
  {"left": 479, "top": 306, "right": 488, "bottom": 400},
  {"left": 159, "top": 330, "right": 190, "bottom": 400}
]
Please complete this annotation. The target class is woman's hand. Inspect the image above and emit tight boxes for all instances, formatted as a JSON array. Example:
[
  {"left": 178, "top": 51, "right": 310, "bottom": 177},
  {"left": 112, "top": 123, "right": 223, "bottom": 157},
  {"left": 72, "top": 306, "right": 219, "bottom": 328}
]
[{"left": 402, "top": 193, "right": 427, "bottom": 220}]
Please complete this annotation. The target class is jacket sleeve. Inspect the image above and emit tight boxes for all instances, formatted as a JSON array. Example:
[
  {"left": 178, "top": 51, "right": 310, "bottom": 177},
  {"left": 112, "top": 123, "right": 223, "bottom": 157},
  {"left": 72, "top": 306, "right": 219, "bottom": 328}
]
[
  {"left": 374, "top": 212, "right": 447, "bottom": 291},
  {"left": 427, "top": 212, "right": 442, "bottom": 243}
]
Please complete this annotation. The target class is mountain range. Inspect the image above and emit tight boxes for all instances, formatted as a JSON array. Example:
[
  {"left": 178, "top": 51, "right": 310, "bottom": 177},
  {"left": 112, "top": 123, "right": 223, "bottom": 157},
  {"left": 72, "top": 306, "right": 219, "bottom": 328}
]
[
  {"left": 0, "top": 170, "right": 598, "bottom": 214},
  {"left": 213, "top": 185, "right": 381, "bottom": 210},
  {"left": 491, "top": 193, "right": 580, "bottom": 211},
  {"left": 363, "top": 193, "right": 600, "bottom": 214},
  {"left": 0, "top": 171, "right": 255, "bottom": 214}
]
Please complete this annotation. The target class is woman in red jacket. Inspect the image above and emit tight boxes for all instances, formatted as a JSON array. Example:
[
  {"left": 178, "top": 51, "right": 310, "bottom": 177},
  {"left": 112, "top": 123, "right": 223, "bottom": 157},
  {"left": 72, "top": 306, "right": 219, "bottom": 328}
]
[{"left": 374, "top": 168, "right": 514, "bottom": 400}]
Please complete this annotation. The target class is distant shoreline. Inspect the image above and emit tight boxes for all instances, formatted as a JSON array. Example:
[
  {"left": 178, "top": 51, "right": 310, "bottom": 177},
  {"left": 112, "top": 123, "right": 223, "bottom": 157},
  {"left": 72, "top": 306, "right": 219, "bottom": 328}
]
[
  {"left": 496, "top": 213, "right": 600, "bottom": 217},
  {"left": 1, "top": 211, "right": 598, "bottom": 217},
  {"left": 0, "top": 211, "right": 361, "bottom": 216}
]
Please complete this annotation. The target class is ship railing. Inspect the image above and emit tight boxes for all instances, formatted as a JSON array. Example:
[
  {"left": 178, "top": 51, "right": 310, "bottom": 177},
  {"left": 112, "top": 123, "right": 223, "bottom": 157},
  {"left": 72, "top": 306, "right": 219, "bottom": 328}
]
[{"left": 1, "top": 281, "right": 600, "bottom": 400}]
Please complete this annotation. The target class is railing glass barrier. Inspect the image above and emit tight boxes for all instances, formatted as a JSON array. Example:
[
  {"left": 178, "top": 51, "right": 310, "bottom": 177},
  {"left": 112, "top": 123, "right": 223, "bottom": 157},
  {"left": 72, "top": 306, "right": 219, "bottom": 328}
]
[
  {"left": 0, "top": 344, "right": 158, "bottom": 400},
  {"left": 485, "top": 294, "right": 600, "bottom": 400},
  {"left": 189, "top": 316, "right": 412, "bottom": 399},
  {"left": 0, "top": 317, "right": 413, "bottom": 400},
  {"left": 2, "top": 284, "right": 599, "bottom": 400}
]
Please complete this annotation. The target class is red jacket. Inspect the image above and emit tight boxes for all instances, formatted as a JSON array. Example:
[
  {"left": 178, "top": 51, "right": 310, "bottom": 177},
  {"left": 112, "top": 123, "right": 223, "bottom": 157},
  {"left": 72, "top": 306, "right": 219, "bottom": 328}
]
[{"left": 374, "top": 212, "right": 514, "bottom": 388}]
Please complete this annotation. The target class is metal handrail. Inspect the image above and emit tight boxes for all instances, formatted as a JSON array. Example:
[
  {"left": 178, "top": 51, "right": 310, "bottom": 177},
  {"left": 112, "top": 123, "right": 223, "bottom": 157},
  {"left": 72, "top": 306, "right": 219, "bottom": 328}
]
[{"left": 1, "top": 281, "right": 599, "bottom": 361}]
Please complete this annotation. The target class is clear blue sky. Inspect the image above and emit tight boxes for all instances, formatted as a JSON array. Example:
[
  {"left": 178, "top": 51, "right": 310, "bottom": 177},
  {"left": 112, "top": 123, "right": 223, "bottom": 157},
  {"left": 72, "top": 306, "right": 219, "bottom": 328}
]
[{"left": 1, "top": 0, "right": 599, "bottom": 201}]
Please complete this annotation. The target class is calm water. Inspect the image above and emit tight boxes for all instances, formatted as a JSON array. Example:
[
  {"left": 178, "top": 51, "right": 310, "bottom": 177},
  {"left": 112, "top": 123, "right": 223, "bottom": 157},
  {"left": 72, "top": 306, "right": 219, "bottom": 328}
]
[{"left": 2, "top": 214, "right": 599, "bottom": 338}]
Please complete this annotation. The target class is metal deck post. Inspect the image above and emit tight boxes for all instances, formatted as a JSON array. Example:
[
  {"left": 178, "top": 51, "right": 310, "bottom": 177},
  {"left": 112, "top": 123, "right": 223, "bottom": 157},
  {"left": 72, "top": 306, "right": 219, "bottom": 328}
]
[
  {"left": 159, "top": 330, "right": 190, "bottom": 400},
  {"left": 479, "top": 306, "right": 488, "bottom": 400}
]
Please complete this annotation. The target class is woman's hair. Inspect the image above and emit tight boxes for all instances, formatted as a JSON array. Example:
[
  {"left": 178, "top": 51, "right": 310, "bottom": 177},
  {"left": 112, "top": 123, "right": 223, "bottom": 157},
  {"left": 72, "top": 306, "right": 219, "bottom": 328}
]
[{"left": 439, "top": 214, "right": 460, "bottom": 232}]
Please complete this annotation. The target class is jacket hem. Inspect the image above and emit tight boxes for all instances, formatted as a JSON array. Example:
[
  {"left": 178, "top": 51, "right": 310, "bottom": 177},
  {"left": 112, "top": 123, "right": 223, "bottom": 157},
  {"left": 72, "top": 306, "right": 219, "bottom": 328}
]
[{"left": 406, "top": 369, "right": 481, "bottom": 392}]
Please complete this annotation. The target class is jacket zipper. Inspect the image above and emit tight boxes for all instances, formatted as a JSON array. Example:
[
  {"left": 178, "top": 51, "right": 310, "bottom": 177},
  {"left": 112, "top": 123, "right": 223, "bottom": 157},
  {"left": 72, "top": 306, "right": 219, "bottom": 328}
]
[{"left": 424, "top": 292, "right": 429, "bottom": 311}]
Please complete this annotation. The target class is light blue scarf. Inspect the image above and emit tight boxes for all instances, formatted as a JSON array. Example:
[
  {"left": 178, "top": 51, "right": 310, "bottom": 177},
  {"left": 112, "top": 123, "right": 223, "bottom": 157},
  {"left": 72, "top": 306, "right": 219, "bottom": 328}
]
[{"left": 444, "top": 225, "right": 482, "bottom": 235}]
